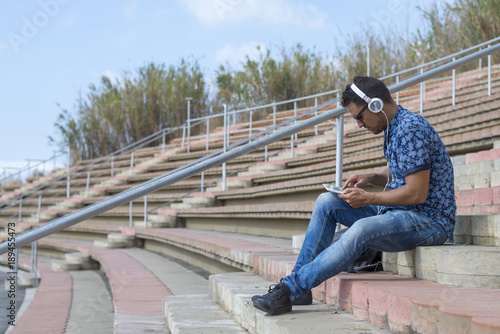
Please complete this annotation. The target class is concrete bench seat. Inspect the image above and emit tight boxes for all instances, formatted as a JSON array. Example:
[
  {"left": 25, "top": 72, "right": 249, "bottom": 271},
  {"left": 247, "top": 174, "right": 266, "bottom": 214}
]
[
  {"left": 216, "top": 168, "right": 382, "bottom": 205},
  {"left": 131, "top": 226, "right": 500, "bottom": 333},
  {"left": 76, "top": 146, "right": 165, "bottom": 166},
  {"left": 0, "top": 253, "right": 72, "bottom": 334},
  {"left": 104, "top": 177, "right": 219, "bottom": 195},
  {"left": 209, "top": 270, "right": 500, "bottom": 334},
  {"left": 82, "top": 194, "right": 182, "bottom": 206},
  {"left": 173, "top": 201, "right": 314, "bottom": 238},
  {"left": 15, "top": 237, "right": 173, "bottom": 332}
]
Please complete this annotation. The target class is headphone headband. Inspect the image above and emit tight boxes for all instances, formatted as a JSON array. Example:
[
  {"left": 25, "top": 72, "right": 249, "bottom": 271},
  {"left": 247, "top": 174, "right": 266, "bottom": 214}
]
[
  {"left": 350, "top": 83, "right": 372, "bottom": 104},
  {"left": 350, "top": 82, "right": 384, "bottom": 113}
]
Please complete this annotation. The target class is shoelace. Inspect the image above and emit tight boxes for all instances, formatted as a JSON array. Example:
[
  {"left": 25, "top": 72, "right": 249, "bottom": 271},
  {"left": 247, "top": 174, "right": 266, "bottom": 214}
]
[{"left": 267, "top": 278, "right": 285, "bottom": 293}]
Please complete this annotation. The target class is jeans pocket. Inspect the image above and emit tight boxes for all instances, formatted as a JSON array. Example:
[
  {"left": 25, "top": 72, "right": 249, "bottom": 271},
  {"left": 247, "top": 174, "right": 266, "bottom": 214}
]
[{"left": 415, "top": 229, "right": 446, "bottom": 247}]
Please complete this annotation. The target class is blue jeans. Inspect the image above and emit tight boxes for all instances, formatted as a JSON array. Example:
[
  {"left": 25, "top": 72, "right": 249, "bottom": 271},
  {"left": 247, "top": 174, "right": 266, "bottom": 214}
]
[{"left": 283, "top": 192, "right": 448, "bottom": 299}]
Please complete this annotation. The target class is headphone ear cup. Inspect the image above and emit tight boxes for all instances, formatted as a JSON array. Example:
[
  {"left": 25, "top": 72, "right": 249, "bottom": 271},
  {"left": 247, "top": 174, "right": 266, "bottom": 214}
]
[{"left": 369, "top": 98, "right": 384, "bottom": 113}]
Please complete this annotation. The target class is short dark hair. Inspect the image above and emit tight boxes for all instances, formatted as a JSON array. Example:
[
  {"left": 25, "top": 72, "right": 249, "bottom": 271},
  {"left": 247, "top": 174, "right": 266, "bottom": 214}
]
[{"left": 341, "top": 76, "right": 392, "bottom": 108}]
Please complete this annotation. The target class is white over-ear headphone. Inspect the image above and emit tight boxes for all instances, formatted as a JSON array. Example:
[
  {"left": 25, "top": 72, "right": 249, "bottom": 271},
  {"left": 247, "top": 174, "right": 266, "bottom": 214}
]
[{"left": 350, "top": 82, "right": 384, "bottom": 113}]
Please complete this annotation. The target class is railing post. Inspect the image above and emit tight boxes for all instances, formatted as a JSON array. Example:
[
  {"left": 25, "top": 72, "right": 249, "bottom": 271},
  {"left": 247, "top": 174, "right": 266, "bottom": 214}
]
[
  {"left": 186, "top": 97, "right": 192, "bottom": 153},
  {"left": 294, "top": 101, "right": 298, "bottom": 140},
  {"left": 18, "top": 196, "right": 23, "bottom": 221},
  {"left": 130, "top": 152, "right": 134, "bottom": 176},
  {"left": 37, "top": 195, "right": 42, "bottom": 223},
  {"left": 335, "top": 115, "right": 344, "bottom": 188},
  {"left": 479, "top": 46, "right": 482, "bottom": 70},
  {"left": 162, "top": 130, "right": 166, "bottom": 153},
  {"left": 85, "top": 172, "right": 90, "bottom": 198},
  {"left": 27, "top": 161, "right": 31, "bottom": 182},
  {"left": 265, "top": 146, "right": 268, "bottom": 162},
  {"left": 273, "top": 103, "right": 276, "bottom": 132},
  {"left": 452, "top": 57, "right": 456, "bottom": 105},
  {"left": 290, "top": 135, "right": 294, "bottom": 158},
  {"left": 488, "top": 45, "right": 492, "bottom": 96},
  {"left": 181, "top": 126, "right": 186, "bottom": 149},
  {"left": 32, "top": 241, "right": 38, "bottom": 287},
  {"left": 66, "top": 148, "right": 70, "bottom": 198},
  {"left": 249, "top": 111, "right": 253, "bottom": 143},
  {"left": 129, "top": 201, "right": 133, "bottom": 228},
  {"left": 222, "top": 104, "right": 227, "bottom": 191},
  {"left": 201, "top": 171, "right": 204, "bottom": 192},
  {"left": 111, "top": 157, "right": 114, "bottom": 177},
  {"left": 206, "top": 118, "right": 210, "bottom": 151},
  {"left": 314, "top": 97, "right": 318, "bottom": 135},
  {"left": 143, "top": 195, "right": 148, "bottom": 228}
]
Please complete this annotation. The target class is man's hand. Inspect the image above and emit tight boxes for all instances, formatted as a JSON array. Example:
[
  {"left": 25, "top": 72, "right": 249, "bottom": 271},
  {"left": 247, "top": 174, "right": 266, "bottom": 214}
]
[
  {"left": 338, "top": 188, "right": 375, "bottom": 208},
  {"left": 339, "top": 169, "right": 430, "bottom": 208},
  {"left": 343, "top": 174, "right": 371, "bottom": 189}
]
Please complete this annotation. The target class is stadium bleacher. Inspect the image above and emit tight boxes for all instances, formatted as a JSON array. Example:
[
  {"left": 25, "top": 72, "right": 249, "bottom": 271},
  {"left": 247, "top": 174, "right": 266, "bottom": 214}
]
[{"left": 1, "top": 59, "right": 499, "bottom": 333}]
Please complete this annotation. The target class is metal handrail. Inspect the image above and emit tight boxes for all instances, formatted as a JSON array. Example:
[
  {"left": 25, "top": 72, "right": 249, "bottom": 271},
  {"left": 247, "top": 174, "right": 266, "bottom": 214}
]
[
  {"left": 3, "top": 35, "right": 497, "bottom": 188},
  {"left": 0, "top": 125, "right": 186, "bottom": 213},
  {"left": 1, "top": 41, "right": 499, "bottom": 254},
  {"left": 190, "top": 89, "right": 339, "bottom": 122},
  {"left": 1, "top": 90, "right": 336, "bottom": 206},
  {"left": 0, "top": 85, "right": 337, "bottom": 225},
  {"left": 380, "top": 36, "right": 500, "bottom": 81},
  {"left": 0, "top": 151, "right": 67, "bottom": 184}
]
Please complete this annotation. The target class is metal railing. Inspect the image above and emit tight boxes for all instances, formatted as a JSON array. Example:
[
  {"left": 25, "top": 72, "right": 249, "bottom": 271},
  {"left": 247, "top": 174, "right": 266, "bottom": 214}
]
[
  {"left": 0, "top": 124, "right": 190, "bottom": 223},
  {"left": 0, "top": 90, "right": 339, "bottom": 223},
  {"left": 3, "top": 34, "right": 498, "bottom": 223},
  {"left": 1, "top": 41, "right": 499, "bottom": 257},
  {"left": 0, "top": 151, "right": 67, "bottom": 185}
]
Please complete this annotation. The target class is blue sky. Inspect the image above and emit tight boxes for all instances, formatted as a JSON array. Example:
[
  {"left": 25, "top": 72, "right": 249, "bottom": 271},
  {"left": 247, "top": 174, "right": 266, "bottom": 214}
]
[{"left": 0, "top": 0, "right": 448, "bottom": 177}]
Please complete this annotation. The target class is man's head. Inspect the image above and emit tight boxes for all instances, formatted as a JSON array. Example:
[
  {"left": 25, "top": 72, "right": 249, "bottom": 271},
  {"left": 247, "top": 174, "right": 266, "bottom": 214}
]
[{"left": 341, "top": 76, "right": 395, "bottom": 134}]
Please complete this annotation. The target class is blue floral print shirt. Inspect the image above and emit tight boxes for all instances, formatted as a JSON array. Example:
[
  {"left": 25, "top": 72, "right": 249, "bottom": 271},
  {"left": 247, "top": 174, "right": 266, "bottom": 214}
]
[{"left": 381, "top": 106, "right": 456, "bottom": 242}]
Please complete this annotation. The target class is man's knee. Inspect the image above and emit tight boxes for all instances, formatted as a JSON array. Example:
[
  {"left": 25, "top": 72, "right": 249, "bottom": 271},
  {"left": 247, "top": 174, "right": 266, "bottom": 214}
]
[{"left": 315, "top": 192, "right": 342, "bottom": 209}]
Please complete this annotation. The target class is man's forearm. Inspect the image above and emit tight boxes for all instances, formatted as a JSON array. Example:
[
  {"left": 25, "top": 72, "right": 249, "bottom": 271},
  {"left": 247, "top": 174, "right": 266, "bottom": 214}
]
[{"left": 367, "top": 170, "right": 391, "bottom": 188}]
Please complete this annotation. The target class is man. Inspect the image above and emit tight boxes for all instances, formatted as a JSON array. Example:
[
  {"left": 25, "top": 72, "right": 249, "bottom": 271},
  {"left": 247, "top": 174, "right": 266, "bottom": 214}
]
[{"left": 252, "top": 76, "right": 456, "bottom": 315}]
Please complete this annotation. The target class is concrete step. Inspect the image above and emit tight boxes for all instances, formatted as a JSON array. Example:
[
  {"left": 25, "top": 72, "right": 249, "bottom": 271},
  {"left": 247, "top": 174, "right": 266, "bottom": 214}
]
[
  {"left": 383, "top": 244, "right": 500, "bottom": 289},
  {"left": 135, "top": 228, "right": 292, "bottom": 274},
  {"left": 66, "top": 270, "right": 114, "bottom": 334},
  {"left": 163, "top": 294, "right": 248, "bottom": 333},
  {"left": 213, "top": 270, "right": 500, "bottom": 334},
  {"left": 174, "top": 202, "right": 313, "bottom": 238},
  {"left": 209, "top": 272, "right": 388, "bottom": 334},
  {"left": 293, "top": 215, "right": 500, "bottom": 289},
  {"left": 64, "top": 252, "right": 99, "bottom": 270},
  {"left": 453, "top": 215, "right": 500, "bottom": 246}
]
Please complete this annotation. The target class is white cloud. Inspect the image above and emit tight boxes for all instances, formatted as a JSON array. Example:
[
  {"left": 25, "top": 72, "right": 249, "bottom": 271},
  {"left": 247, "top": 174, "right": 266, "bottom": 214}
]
[
  {"left": 0, "top": 43, "right": 10, "bottom": 51},
  {"left": 181, "top": 0, "right": 327, "bottom": 28},
  {"left": 123, "top": 1, "right": 138, "bottom": 19},
  {"left": 103, "top": 29, "right": 138, "bottom": 47},
  {"left": 59, "top": 12, "right": 77, "bottom": 27},
  {"left": 215, "top": 41, "right": 267, "bottom": 67},
  {"left": 153, "top": 6, "right": 171, "bottom": 17}
]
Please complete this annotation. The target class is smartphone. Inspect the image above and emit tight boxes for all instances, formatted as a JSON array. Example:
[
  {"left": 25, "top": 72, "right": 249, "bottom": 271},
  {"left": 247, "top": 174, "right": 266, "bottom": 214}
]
[{"left": 323, "top": 183, "right": 344, "bottom": 194}]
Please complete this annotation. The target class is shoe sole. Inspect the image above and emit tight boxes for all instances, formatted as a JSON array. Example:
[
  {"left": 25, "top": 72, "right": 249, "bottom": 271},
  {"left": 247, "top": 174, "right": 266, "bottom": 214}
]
[
  {"left": 252, "top": 299, "right": 292, "bottom": 315},
  {"left": 252, "top": 293, "right": 312, "bottom": 306}
]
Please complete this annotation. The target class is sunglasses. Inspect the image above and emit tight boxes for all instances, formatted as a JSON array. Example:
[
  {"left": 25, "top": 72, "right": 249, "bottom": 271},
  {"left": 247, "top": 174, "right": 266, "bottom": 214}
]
[{"left": 353, "top": 104, "right": 368, "bottom": 121}]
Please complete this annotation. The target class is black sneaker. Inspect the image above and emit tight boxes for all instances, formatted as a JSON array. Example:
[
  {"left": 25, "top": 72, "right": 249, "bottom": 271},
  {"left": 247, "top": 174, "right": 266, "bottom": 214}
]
[
  {"left": 252, "top": 290, "right": 312, "bottom": 305},
  {"left": 252, "top": 282, "right": 292, "bottom": 315},
  {"left": 292, "top": 290, "right": 313, "bottom": 305}
]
